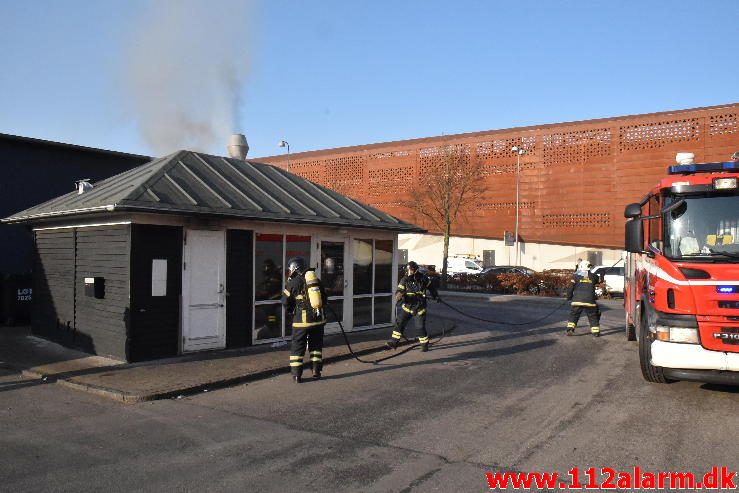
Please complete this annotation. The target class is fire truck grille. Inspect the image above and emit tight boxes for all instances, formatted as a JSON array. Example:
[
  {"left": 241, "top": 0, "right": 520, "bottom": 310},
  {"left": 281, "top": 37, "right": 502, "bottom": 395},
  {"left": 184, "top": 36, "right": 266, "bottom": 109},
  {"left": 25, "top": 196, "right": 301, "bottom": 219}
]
[{"left": 718, "top": 301, "right": 739, "bottom": 309}]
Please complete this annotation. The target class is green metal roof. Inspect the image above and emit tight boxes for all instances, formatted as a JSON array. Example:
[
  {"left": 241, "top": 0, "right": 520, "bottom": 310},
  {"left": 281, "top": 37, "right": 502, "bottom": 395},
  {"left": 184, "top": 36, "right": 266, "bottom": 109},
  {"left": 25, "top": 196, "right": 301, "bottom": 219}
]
[{"left": 2, "top": 150, "right": 422, "bottom": 232}]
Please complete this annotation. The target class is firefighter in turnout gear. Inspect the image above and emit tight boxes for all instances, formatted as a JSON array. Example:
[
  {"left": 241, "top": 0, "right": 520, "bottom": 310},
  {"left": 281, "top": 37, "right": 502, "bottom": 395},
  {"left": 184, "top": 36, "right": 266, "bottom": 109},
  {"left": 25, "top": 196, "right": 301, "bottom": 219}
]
[
  {"left": 282, "top": 257, "right": 327, "bottom": 383},
  {"left": 566, "top": 261, "right": 601, "bottom": 337},
  {"left": 387, "top": 261, "right": 440, "bottom": 352}
]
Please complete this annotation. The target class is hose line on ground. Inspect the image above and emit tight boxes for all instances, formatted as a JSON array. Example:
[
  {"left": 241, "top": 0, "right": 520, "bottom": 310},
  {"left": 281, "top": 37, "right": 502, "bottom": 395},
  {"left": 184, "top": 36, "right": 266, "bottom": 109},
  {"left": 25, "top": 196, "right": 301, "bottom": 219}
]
[
  {"left": 327, "top": 304, "right": 456, "bottom": 365},
  {"left": 439, "top": 298, "right": 569, "bottom": 326}
]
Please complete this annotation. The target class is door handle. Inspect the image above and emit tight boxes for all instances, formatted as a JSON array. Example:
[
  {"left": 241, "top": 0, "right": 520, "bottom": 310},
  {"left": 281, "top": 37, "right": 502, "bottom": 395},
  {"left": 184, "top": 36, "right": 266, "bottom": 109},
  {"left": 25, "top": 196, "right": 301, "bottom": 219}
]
[{"left": 218, "top": 284, "right": 225, "bottom": 294}]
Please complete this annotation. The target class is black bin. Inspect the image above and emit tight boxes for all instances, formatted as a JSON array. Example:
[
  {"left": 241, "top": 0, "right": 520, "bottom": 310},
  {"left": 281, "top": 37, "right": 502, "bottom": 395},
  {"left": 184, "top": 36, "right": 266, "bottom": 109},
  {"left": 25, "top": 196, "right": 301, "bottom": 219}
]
[{"left": 2, "top": 274, "right": 32, "bottom": 326}]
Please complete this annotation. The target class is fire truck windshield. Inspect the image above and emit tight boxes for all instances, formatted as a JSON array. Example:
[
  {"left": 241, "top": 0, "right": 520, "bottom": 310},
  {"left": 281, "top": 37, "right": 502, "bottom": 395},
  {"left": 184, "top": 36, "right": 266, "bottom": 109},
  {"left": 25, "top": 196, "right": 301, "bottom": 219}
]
[{"left": 663, "top": 192, "right": 739, "bottom": 261}]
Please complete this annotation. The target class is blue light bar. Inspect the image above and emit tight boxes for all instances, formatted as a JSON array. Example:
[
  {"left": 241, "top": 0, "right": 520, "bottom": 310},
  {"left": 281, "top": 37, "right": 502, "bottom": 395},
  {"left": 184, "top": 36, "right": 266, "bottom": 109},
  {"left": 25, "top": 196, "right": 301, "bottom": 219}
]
[
  {"left": 717, "top": 286, "right": 737, "bottom": 294},
  {"left": 668, "top": 161, "right": 739, "bottom": 175}
]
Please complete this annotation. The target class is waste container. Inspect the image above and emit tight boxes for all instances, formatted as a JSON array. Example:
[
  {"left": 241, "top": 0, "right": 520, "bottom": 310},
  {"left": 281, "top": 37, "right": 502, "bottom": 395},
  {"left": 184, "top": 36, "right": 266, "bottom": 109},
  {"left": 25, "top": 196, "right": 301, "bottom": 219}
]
[{"left": 1, "top": 273, "right": 32, "bottom": 326}]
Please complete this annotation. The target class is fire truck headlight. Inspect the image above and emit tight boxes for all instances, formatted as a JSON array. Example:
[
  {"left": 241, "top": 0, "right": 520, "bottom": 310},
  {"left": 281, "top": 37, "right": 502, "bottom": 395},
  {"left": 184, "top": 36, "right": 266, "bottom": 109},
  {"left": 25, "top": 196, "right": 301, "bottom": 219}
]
[
  {"left": 713, "top": 177, "right": 737, "bottom": 190},
  {"left": 656, "top": 325, "right": 700, "bottom": 344}
]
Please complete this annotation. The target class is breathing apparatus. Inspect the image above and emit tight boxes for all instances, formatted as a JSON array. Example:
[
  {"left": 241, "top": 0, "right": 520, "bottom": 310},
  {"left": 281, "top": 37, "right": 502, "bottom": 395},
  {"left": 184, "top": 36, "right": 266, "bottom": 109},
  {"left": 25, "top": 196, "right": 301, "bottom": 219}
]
[
  {"left": 287, "top": 256, "right": 324, "bottom": 318},
  {"left": 303, "top": 269, "right": 324, "bottom": 318}
]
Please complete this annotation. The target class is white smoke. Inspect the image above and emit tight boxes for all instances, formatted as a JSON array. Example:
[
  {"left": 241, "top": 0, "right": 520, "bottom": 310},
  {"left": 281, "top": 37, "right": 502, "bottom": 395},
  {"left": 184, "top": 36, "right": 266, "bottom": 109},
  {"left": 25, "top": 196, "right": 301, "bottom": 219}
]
[{"left": 123, "top": 0, "right": 254, "bottom": 155}]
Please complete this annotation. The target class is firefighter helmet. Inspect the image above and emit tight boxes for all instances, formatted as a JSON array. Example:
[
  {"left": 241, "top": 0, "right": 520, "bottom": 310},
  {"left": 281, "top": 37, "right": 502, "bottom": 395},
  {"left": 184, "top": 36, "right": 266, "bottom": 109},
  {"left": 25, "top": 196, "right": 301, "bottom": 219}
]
[
  {"left": 287, "top": 257, "right": 306, "bottom": 277},
  {"left": 406, "top": 261, "right": 419, "bottom": 273}
]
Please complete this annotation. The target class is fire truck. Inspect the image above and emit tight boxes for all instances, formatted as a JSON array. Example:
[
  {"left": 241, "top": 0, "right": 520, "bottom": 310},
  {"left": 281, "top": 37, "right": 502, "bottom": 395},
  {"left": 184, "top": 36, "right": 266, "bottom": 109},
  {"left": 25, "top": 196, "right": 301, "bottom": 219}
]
[{"left": 624, "top": 152, "right": 739, "bottom": 385}]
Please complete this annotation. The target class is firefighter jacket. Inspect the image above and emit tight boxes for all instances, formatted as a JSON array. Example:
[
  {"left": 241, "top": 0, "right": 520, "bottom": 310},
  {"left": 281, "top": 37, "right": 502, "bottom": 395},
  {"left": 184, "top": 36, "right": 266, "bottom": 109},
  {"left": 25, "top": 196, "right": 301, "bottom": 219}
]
[
  {"left": 396, "top": 272, "right": 439, "bottom": 316},
  {"left": 566, "top": 271, "right": 599, "bottom": 306},
  {"left": 282, "top": 270, "right": 327, "bottom": 328}
]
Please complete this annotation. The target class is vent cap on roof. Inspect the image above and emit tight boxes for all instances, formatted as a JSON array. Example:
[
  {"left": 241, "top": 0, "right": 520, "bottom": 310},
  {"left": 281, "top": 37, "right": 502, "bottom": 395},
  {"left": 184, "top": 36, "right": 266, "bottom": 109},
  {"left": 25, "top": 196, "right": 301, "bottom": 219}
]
[
  {"left": 75, "top": 179, "right": 93, "bottom": 195},
  {"left": 227, "top": 134, "right": 249, "bottom": 160}
]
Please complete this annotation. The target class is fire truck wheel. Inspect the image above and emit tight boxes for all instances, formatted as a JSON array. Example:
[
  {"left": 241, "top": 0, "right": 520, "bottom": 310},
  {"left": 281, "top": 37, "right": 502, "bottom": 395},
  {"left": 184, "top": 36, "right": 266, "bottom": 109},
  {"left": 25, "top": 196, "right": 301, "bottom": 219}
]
[
  {"left": 625, "top": 311, "right": 636, "bottom": 341},
  {"left": 638, "top": 309, "right": 670, "bottom": 383}
]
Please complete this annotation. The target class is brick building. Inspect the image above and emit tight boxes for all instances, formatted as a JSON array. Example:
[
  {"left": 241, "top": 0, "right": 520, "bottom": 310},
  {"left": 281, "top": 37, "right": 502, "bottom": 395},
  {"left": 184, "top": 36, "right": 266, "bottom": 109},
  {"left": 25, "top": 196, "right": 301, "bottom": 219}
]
[{"left": 258, "top": 104, "right": 739, "bottom": 270}]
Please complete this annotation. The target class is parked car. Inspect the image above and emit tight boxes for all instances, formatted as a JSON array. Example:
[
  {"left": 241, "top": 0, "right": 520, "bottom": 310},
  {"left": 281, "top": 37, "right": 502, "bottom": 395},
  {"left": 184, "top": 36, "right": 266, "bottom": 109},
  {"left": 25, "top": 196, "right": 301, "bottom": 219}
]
[
  {"left": 477, "top": 265, "right": 541, "bottom": 294},
  {"left": 590, "top": 265, "right": 625, "bottom": 296},
  {"left": 446, "top": 257, "right": 483, "bottom": 275},
  {"left": 479, "top": 265, "right": 536, "bottom": 277}
]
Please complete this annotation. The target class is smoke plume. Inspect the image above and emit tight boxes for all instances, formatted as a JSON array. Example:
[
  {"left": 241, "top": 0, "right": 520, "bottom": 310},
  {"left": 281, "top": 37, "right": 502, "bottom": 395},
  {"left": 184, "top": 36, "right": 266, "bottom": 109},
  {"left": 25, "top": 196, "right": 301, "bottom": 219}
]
[{"left": 123, "top": 0, "right": 254, "bottom": 155}]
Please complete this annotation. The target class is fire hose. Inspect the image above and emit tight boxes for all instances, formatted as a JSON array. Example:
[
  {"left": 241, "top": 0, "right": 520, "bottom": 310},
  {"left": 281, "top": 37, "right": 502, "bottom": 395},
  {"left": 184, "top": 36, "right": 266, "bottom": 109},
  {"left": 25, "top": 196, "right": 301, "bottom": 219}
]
[{"left": 327, "top": 303, "right": 456, "bottom": 365}]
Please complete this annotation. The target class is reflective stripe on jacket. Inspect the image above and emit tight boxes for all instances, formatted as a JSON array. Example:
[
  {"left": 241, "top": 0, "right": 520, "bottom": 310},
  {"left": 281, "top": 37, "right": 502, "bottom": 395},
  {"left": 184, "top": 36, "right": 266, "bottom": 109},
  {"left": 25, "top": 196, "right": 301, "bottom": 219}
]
[{"left": 566, "top": 272, "right": 599, "bottom": 306}]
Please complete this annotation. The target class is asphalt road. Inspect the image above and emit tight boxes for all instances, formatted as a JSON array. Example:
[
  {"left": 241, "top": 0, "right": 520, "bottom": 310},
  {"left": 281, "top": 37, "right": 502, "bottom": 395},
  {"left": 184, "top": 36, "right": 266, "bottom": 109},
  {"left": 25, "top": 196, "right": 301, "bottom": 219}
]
[{"left": 1, "top": 296, "right": 738, "bottom": 492}]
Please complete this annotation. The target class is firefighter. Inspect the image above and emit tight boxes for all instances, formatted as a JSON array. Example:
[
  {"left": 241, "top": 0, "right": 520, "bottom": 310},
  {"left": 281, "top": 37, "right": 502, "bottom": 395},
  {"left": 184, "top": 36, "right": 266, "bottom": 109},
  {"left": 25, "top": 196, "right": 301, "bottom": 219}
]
[
  {"left": 565, "top": 261, "right": 601, "bottom": 337},
  {"left": 282, "top": 256, "right": 327, "bottom": 383},
  {"left": 387, "top": 261, "right": 441, "bottom": 352}
]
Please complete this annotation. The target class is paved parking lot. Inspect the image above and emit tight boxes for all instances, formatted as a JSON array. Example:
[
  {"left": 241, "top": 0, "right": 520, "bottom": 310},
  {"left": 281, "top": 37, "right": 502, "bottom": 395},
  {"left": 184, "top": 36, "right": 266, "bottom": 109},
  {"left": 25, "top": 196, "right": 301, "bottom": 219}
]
[{"left": 1, "top": 296, "right": 737, "bottom": 492}]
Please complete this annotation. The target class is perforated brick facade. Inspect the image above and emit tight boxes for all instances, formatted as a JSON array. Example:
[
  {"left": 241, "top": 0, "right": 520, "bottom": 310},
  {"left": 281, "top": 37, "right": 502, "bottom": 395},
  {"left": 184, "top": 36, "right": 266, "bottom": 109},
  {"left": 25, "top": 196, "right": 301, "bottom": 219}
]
[{"left": 259, "top": 104, "right": 739, "bottom": 249}]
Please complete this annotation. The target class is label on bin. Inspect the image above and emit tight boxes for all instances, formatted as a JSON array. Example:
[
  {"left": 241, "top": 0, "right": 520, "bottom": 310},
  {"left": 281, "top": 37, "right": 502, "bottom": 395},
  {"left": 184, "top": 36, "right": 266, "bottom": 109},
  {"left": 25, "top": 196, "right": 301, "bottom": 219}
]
[{"left": 16, "top": 288, "right": 32, "bottom": 302}]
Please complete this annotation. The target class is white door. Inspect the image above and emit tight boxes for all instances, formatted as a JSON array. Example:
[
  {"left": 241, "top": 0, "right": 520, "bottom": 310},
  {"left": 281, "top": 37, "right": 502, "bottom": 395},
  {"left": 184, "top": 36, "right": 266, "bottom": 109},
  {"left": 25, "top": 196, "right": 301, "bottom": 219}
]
[{"left": 182, "top": 229, "right": 226, "bottom": 352}]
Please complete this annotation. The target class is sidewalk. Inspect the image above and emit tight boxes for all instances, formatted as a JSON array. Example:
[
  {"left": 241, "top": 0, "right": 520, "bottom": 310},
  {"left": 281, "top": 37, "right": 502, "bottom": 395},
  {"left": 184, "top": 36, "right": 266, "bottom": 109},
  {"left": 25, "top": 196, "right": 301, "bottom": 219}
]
[{"left": 0, "top": 320, "right": 450, "bottom": 404}]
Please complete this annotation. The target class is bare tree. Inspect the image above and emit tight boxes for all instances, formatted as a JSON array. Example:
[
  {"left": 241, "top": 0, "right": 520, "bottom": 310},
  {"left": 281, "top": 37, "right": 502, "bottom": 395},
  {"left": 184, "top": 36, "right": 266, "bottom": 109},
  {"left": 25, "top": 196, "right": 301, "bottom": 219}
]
[{"left": 403, "top": 144, "right": 486, "bottom": 284}]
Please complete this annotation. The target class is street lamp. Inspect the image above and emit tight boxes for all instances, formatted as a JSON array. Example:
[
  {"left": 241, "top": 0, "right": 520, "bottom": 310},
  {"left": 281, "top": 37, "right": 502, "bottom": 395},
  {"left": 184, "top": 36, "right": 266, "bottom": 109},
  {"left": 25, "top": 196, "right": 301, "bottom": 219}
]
[
  {"left": 511, "top": 145, "right": 526, "bottom": 266},
  {"left": 278, "top": 140, "right": 290, "bottom": 172}
]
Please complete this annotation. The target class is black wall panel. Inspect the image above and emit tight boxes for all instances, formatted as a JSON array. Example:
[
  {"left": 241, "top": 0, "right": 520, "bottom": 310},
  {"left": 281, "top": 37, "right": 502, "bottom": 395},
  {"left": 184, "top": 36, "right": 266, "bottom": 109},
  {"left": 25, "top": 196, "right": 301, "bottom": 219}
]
[
  {"left": 226, "top": 229, "right": 253, "bottom": 348},
  {"left": 73, "top": 225, "right": 130, "bottom": 360},
  {"left": 32, "top": 229, "right": 75, "bottom": 340}
]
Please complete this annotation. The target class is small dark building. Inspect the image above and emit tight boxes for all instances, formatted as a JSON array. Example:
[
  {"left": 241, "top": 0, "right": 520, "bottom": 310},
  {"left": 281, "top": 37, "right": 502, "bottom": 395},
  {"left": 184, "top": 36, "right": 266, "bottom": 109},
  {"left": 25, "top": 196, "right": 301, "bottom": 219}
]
[
  {"left": 0, "top": 133, "right": 150, "bottom": 324},
  {"left": 2, "top": 150, "right": 421, "bottom": 362}
]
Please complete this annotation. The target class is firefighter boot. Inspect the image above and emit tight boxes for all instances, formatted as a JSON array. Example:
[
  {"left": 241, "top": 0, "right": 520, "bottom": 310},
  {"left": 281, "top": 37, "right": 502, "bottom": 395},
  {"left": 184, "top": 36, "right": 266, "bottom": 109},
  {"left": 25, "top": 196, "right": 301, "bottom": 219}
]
[
  {"left": 419, "top": 336, "right": 429, "bottom": 352},
  {"left": 386, "top": 330, "right": 402, "bottom": 350},
  {"left": 310, "top": 350, "right": 323, "bottom": 379},
  {"left": 290, "top": 355, "right": 303, "bottom": 383},
  {"left": 566, "top": 322, "right": 575, "bottom": 336},
  {"left": 591, "top": 326, "right": 600, "bottom": 338}
]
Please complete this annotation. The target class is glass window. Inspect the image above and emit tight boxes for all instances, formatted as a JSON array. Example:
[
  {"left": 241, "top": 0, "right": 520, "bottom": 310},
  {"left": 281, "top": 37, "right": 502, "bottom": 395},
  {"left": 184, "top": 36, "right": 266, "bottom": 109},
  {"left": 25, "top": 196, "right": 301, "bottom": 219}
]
[
  {"left": 374, "top": 295, "right": 392, "bottom": 324},
  {"left": 664, "top": 193, "right": 739, "bottom": 258},
  {"left": 255, "top": 234, "right": 283, "bottom": 302},
  {"left": 254, "top": 304, "right": 282, "bottom": 340},
  {"left": 353, "top": 239, "right": 373, "bottom": 295},
  {"left": 326, "top": 299, "right": 343, "bottom": 324},
  {"left": 321, "top": 241, "right": 345, "bottom": 298},
  {"left": 374, "top": 240, "right": 393, "bottom": 293},
  {"left": 286, "top": 235, "right": 311, "bottom": 273},
  {"left": 648, "top": 195, "right": 662, "bottom": 251},
  {"left": 255, "top": 233, "right": 313, "bottom": 341},
  {"left": 353, "top": 298, "right": 372, "bottom": 327}
]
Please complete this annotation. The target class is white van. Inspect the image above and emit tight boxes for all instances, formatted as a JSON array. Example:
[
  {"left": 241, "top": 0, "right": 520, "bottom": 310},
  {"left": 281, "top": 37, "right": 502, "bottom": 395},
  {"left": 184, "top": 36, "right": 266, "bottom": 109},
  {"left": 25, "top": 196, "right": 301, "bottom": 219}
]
[{"left": 446, "top": 257, "right": 483, "bottom": 275}]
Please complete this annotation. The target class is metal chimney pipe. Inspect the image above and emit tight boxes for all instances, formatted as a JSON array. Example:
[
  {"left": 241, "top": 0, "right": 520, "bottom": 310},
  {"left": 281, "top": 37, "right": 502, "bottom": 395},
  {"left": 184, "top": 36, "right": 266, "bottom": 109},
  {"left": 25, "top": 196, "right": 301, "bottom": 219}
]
[{"left": 227, "top": 134, "right": 249, "bottom": 160}]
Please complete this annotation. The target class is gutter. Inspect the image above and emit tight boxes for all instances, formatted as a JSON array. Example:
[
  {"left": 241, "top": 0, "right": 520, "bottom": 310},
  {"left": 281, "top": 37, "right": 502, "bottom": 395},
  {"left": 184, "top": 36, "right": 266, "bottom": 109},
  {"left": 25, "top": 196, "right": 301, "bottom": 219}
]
[
  {"left": 1, "top": 205, "right": 116, "bottom": 224},
  {"left": 2, "top": 203, "right": 425, "bottom": 233}
]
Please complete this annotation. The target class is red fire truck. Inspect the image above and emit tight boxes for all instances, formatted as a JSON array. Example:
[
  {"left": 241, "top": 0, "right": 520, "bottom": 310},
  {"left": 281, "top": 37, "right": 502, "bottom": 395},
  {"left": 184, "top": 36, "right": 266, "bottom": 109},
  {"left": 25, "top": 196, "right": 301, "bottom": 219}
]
[{"left": 624, "top": 153, "right": 739, "bottom": 385}]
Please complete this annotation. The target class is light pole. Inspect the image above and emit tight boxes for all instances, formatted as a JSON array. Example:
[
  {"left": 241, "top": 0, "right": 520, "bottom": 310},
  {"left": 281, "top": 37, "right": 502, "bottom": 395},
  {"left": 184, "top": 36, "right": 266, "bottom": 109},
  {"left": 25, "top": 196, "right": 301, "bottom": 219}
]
[
  {"left": 278, "top": 140, "right": 290, "bottom": 172},
  {"left": 511, "top": 145, "right": 526, "bottom": 266}
]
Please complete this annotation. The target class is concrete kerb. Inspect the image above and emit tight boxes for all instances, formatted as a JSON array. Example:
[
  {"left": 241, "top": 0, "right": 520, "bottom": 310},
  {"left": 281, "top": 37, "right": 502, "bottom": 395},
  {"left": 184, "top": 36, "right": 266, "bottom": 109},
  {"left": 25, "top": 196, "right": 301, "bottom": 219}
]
[
  {"left": 61, "top": 342, "right": 397, "bottom": 404},
  {"left": 28, "top": 329, "right": 454, "bottom": 404},
  {"left": 3, "top": 321, "right": 457, "bottom": 404}
]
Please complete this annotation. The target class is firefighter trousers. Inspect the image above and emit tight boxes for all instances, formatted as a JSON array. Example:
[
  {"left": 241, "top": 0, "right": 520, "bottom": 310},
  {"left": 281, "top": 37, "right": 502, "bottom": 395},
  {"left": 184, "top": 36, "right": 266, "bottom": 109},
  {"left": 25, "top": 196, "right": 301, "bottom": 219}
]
[
  {"left": 290, "top": 324, "right": 325, "bottom": 377},
  {"left": 567, "top": 304, "right": 601, "bottom": 334},
  {"left": 388, "top": 308, "right": 429, "bottom": 346}
]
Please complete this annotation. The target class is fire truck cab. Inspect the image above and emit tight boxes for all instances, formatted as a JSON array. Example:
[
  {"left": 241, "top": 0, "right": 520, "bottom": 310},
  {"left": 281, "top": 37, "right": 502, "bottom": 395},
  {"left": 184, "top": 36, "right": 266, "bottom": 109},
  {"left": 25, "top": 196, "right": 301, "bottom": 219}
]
[{"left": 624, "top": 153, "right": 739, "bottom": 385}]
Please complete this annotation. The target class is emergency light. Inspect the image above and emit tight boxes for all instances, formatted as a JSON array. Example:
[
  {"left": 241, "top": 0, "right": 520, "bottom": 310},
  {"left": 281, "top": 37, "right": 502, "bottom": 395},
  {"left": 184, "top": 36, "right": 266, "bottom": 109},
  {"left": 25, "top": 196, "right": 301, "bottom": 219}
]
[
  {"left": 668, "top": 161, "right": 739, "bottom": 175},
  {"left": 717, "top": 286, "right": 737, "bottom": 294}
]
